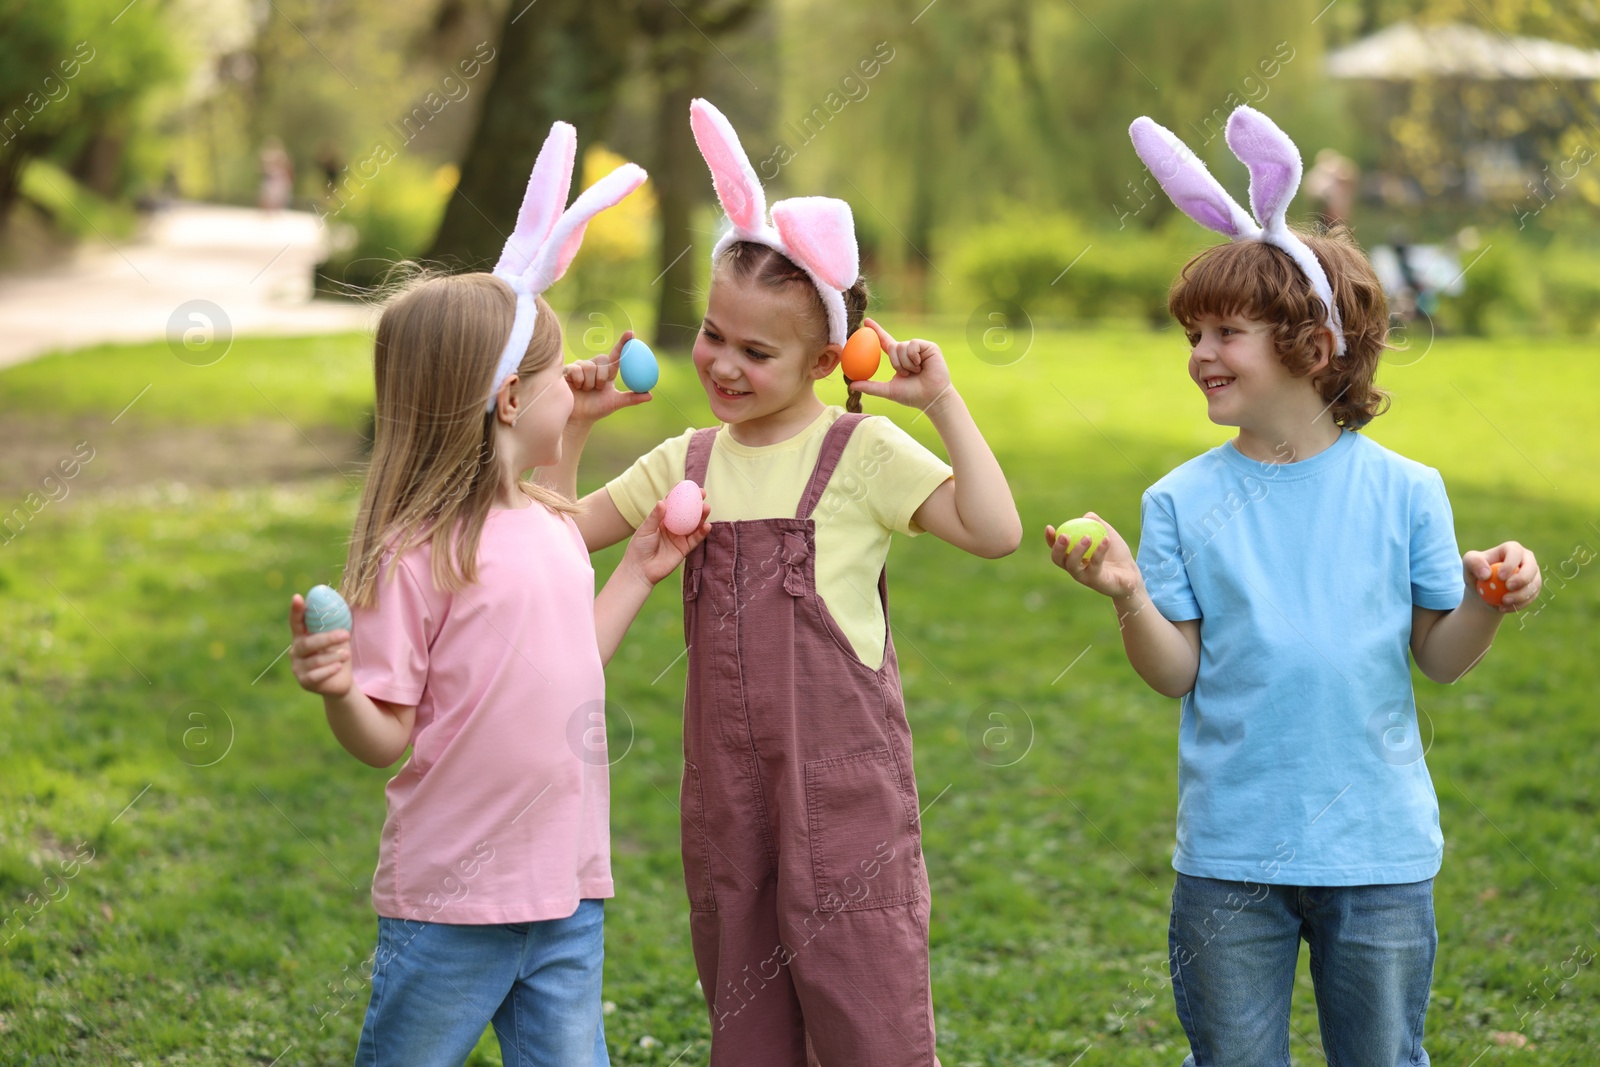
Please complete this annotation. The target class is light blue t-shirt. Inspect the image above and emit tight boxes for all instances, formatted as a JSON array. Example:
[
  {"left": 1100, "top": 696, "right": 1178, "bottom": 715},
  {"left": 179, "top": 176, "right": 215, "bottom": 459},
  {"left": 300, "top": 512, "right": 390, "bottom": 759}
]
[{"left": 1136, "top": 430, "right": 1465, "bottom": 886}]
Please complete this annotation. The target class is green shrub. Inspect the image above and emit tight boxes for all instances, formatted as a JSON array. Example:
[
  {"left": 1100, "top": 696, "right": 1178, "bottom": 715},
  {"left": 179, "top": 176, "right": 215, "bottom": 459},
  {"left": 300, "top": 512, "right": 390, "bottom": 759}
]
[
  {"left": 19, "top": 159, "right": 138, "bottom": 240},
  {"left": 948, "top": 214, "right": 1600, "bottom": 340},
  {"left": 1540, "top": 242, "right": 1600, "bottom": 336},
  {"left": 946, "top": 209, "right": 1196, "bottom": 326},
  {"left": 1433, "top": 233, "right": 1539, "bottom": 337},
  {"left": 316, "top": 158, "right": 453, "bottom": 294},
  {"left": 947, "top": 210, "right": 1090, "bottom": 317}
]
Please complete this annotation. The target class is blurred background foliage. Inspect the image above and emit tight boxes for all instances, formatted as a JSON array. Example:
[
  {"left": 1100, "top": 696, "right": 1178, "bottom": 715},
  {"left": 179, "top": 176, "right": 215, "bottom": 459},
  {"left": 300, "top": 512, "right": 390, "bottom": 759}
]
[{"left": 2, "top": 0, "right": 1598, "bottom": 338}]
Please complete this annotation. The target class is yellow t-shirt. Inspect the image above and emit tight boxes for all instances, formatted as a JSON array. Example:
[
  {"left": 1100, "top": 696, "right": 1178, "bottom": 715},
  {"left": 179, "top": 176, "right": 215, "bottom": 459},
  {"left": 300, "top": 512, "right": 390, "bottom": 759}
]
[{"left": 604, "top": 406, "right": 953, "bottom": 669}]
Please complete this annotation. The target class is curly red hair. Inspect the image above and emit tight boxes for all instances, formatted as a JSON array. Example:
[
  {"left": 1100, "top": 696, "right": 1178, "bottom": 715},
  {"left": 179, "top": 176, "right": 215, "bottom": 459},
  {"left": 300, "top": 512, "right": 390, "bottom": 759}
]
[{"left": 1168, "top": 226, "right": 1391, "bottom": 429}]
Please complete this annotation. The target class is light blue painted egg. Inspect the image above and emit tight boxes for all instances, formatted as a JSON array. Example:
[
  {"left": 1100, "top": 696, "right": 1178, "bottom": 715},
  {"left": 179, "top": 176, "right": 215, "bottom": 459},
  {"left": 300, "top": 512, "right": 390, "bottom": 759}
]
[
  {"left": 305, "top": 584, "right": 353, "bottom": 634},
  {"left": 618, "top": 338, "right": 658, "bottom": 393}
]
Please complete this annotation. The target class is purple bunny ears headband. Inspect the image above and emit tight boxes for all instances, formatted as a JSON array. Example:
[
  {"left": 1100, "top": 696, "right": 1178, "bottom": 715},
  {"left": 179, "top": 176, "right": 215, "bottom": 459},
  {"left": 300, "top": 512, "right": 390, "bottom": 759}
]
[
  {"left": 487, "top": 122, "right": 648, "bottom": 412},
  {"left": 1129, "top": 106, "right": 1346, "bottom": 357},
  {"left": 690, "top": 98, "right": 860, "bottom": 346}
]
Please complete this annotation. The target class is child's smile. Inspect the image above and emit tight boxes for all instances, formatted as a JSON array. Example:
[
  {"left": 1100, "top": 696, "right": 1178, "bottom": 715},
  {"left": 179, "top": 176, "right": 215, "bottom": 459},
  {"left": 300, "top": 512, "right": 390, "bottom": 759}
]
[
  {"left": 1184, "top": 311, "right": 1339, "bottom": 463},
  {"left": 1186, "top": 314, "right": 1281, "bottom": 418},
  {"left": 693, "top": 271, "right": 839, "bottom": 446},
  {"left": 710, "top": 380, "right": 753, "bottom": 400}
]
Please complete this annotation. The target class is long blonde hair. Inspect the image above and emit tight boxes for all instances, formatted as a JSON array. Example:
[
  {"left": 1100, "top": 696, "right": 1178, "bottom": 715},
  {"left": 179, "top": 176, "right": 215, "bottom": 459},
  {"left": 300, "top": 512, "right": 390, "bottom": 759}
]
[{"left": 341, "top": 272, "right": 578, "bottom": 608}]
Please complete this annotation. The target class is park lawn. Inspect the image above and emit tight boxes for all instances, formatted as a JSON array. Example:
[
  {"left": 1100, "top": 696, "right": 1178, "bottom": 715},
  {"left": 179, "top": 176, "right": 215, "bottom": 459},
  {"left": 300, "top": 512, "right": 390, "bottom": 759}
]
[{"left": 1, "top": 323, "right": 1597, "bottom": 1065}]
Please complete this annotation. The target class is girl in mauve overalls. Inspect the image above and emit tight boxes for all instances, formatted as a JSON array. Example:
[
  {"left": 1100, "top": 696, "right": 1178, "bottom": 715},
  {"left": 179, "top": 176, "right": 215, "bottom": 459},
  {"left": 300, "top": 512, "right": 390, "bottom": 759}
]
[{"left": 558, "top": 99, "right": 1022, "bottom": 1066}]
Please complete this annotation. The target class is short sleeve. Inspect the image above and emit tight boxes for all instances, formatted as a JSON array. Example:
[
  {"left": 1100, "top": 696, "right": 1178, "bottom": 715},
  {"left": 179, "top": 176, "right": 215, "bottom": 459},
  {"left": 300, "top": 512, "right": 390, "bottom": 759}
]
[
  {"left": 1136, "top": 490, "right": 1201, "bottom": 622},
  {"left": 602, "top": 430, "right": 693, "bottom": 529},
  {"left": 350, "top": 556, "right": 435, "bottom": 705},
  {"left": 856, "top": 417, "right": 953, "bottom": 536},
  {"left": 1409, "top": 469, "right": 1464, "bottom": 610}
]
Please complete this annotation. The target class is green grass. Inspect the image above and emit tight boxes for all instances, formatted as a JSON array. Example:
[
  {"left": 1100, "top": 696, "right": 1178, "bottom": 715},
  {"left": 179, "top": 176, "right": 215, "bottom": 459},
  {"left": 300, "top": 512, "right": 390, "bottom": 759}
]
[
  {"left": 2, "top": 324, "right": 1598, "bottom": 1065},
  {"left": 0, "top": 333, "right": 379, "bottom": 431}
]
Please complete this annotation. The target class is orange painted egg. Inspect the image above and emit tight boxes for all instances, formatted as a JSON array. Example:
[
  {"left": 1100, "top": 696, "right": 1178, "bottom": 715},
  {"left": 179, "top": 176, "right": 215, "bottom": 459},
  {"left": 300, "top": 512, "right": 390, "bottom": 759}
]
[
  {"left": 841, "top": 327, "right": 881, "bottom": 381},
  {"left": 1476, "top": 561, "right": 1515, "bottom": 606}
]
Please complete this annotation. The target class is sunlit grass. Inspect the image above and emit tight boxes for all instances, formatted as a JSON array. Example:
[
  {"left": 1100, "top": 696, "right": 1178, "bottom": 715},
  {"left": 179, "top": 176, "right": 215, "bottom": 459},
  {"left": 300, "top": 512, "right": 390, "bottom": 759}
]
[{"left": 1, "top": 326, "right": 1596, "bottom": 1063}]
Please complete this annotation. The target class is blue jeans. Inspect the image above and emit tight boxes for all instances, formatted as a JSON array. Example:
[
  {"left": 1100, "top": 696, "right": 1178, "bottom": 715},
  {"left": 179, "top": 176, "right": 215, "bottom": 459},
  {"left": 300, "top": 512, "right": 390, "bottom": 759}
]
[
  {"left": 356, "top": 899, "right": 609, "bottom": 1067},
  {"left": 1168, "top": 874, "right": 1435, "bottom": 1066}
]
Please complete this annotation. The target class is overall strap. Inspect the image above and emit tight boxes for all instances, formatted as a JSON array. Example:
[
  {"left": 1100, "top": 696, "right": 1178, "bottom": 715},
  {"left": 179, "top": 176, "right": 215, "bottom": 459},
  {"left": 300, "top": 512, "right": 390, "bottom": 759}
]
[
  {"left": 685, "top": 426, "right": 720, "bottom": 486},
  {"left": 795, "top": 413, "right": 868, "bottom": 520}
]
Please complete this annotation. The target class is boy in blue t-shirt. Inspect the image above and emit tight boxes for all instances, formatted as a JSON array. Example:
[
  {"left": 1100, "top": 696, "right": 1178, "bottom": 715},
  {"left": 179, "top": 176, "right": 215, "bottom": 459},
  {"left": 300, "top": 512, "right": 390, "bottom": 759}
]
[{"left": 1048, "top": 111, "right": 1543, "bottom": 1066}]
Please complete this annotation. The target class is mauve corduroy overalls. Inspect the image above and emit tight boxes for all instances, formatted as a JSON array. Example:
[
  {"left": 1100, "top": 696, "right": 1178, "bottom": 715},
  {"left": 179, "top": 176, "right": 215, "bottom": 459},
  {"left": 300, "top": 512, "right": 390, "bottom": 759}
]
[{"left": 678, "top": 414, "right": 938, "bottom": 1066}]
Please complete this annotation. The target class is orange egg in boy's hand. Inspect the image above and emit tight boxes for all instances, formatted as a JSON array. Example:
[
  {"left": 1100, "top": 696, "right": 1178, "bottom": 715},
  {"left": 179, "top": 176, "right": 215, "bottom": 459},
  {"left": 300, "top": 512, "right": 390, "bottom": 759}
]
[
  {"left": 1476, "top": 561, "right": 1516, "bottom": 606},
  {"left": 841, "top": 326, "right": 881, "bottom": 381}
]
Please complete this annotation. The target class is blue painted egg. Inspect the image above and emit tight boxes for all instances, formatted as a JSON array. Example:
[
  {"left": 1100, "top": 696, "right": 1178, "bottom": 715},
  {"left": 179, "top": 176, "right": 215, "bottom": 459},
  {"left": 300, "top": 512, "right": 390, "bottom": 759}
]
[
  {"left": 305, "top": 584, "right": 353, "bottom": 634},
  {"left": 618, "top": 338, "right": 659, "bottom": 393}
]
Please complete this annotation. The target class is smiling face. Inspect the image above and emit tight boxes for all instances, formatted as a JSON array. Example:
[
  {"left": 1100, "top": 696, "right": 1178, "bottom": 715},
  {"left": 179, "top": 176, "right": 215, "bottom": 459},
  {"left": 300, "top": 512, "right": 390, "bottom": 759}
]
[
  {"left": 693, "top": 267, "right": 840, "bottom": 443},
  {"left": 1184, "top": 312, "right": 1327, "bottom": 442},
  {"left": 1168, "top": 235, "right": 1393, "bottom": 458}
]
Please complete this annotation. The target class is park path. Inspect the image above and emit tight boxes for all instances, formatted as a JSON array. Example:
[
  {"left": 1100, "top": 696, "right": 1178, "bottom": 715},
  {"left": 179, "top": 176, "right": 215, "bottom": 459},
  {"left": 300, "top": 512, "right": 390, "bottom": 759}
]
[{"left": 0, "top": 202, "right": 373, "bottom": 370}]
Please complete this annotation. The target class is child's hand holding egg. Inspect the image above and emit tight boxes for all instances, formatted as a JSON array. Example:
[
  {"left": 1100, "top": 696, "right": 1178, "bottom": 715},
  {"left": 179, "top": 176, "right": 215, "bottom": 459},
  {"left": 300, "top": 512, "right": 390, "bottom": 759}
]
[
  {"left": 1053, "top": 517, "right": 1106, "bottom": 561},
  {"left": 844, "top": 318, "right": 953, "bottom": 412},
  {"left": 564, "top": 332, "right": 654, "bottom": 424},
  {"left": 1467, "top": 542, "right": 1542, "bottom": 612},
  {"left": 624, "top": 480, "right": 711, "bottom": 586},
  {"left": 290, "top": 585, "right": 354, "bottom": 697},
  {"left": 1046, "top": 513, "right": 1141, "bottom": 599}
]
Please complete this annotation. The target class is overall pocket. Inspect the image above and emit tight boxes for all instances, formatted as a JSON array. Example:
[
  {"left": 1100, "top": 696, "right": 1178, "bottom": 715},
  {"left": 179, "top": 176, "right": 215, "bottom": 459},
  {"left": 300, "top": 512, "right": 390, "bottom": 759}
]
[
  {"left": 804, "top": 748, "right": 920, "bottom": 912},
  {"left": 680, "top": 761, "right": 717, "bottom": 912}
]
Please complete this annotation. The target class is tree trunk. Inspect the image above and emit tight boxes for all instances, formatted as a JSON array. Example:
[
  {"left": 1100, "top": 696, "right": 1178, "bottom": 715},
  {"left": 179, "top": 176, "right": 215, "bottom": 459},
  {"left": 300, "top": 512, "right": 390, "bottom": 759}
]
[
  {"left": 69, "top": 133, "right": 125, "bottom": 198},
  {"left": 0, "top": 151, "right": 26, "bottom": 238},
  {"left": 427, "top": 0, "right": 635, "bottom": 270},
  {"left": 650, "top": 43, "right": 708, "bottom": 352}
]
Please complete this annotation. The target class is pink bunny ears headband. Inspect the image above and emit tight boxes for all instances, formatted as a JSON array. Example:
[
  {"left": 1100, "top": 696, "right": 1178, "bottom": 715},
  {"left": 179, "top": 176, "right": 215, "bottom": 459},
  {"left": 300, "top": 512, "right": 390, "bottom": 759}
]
[
  {"left": 1129, "top": 106, "right": 1346, "bottom": 357},
  {"left": 487, "top": 122, "right": 648, "bottom": 412},
  {"left": 690, "top": 98, "right": 860, "bottom": 346}
]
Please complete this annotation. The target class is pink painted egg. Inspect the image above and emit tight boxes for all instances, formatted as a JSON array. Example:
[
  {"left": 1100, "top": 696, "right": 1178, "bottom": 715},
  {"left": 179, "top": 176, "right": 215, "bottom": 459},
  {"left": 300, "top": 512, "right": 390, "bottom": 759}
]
[{"left": 663, "top": 480, "right": 703, "bottom": 536}]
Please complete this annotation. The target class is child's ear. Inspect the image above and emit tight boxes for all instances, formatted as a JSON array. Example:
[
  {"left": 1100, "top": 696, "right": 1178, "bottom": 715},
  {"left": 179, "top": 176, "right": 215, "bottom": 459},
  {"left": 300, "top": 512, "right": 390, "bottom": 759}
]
[
  {"left": 811, "top": 343, "right": 842, "bottom": 381},
  {"left": 1309, "top": 328, "right": 1334, "bottom": 376},
  {"left": 495, "top": 373, "right": 521, "bottom": 424}
]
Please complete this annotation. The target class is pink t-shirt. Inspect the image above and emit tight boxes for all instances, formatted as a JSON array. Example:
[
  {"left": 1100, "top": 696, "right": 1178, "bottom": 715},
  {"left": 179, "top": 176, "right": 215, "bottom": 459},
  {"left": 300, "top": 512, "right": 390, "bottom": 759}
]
[{"left": 349, "top": 501, "right": 613, "bottom": 923}]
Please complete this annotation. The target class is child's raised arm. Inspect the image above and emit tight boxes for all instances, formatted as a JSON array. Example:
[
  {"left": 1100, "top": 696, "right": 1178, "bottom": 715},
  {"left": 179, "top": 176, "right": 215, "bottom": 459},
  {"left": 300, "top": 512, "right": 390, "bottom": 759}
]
[
  {"left": 1410, "top": 540, "right": 1541, "bottom": 683},
  {"left": 1046, "top": 513, "right": 1202, "bottom": 697},
  {"left": 537, "top": 330, "right": 650, "bottom": 553},
  {"left": 851, "top": 318, "right": 1022, "bottom": 559}
]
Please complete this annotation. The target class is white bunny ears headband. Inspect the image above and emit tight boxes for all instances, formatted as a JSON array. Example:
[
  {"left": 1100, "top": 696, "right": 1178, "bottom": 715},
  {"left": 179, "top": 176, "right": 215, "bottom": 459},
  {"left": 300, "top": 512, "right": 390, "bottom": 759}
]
[
  {"left": 486, "top": 122, "right": 648, "bottom": 412},
  {"left": 1129, "top": 105, "right": 1346, "bottom": 356},
  {"left": 690, "top": 98, "right": 860, "bottom": 346}
]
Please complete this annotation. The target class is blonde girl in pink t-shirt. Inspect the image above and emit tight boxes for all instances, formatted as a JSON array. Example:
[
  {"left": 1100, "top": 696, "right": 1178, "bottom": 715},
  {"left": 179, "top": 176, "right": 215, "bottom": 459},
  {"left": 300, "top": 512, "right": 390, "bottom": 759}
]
[{"left": 286, "top": 131, "right": 707, "bottom": 1067}]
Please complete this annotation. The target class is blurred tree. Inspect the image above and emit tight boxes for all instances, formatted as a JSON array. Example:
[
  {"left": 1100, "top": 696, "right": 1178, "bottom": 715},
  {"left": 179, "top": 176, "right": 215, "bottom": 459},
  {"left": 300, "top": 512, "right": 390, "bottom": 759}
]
[
  {"left": 426, "top": 0, "right": 636, "bottom": 271},
  {"left": 427, "top": 0, "right": 767, "bottom": 350},
  {"left": 0, "top": 0, "right": 177, "bottom": 230},
  {"left": 1321, "top": 1, "right": 1600, "bottom": 225},
  {"left": 242, "top": 0, "right": 445, "bottom": 200},
  {"left": 639, "top": 0, "right": 763, "bottom": 350},
  {"left": 771, "top": 0, "right": 1327, "bottom": 308}
]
